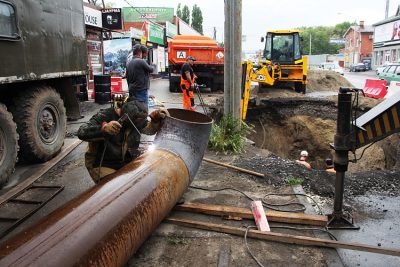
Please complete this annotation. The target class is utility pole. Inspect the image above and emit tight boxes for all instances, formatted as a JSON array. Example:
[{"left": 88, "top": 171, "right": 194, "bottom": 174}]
[
  {"left": 385, "top": 0, "right": 390, "bottom": 19},
  {"left": 213, "top": 27, "right": 217, "bottom": 40},
  {"left": 224, "top": 0, "right": 242, "bottom": 119}
]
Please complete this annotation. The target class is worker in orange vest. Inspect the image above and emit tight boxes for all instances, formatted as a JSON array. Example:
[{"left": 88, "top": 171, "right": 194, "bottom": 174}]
[{"left": 180, "top": 56, "right": 197, "bottom": 111}]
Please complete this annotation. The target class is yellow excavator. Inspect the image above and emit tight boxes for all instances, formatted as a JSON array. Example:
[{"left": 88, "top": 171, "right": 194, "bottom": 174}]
[{"left": 241, "top": 30, "right": 308, "bottom": 120}]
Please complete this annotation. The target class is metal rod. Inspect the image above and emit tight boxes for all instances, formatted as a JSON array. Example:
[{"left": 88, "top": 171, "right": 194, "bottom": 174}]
[{"left": 0, "top": 109, "right": 213, "bottom": 266}]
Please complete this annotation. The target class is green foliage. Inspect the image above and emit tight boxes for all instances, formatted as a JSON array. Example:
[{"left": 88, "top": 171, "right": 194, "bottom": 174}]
[
  {"left": 191, "top": 4, "right": 203, "bottom": 34},
  {"left": 208, "top": 116, "right": 254, "bottom": 154},
  {"left": 166, "top": 235, "right": 188, "bottom": 246},
  {"left": 286, "top": 177, "right": 304, "bottom": 185},
  {"left": 181, "top": 5, "right": 190, "bottom": 24},
  {"left": 299, "top": 21, "right": 355, "bottom": 55},
  {"left": 176, "top": 3, "right": 182, "bottom": 18}
]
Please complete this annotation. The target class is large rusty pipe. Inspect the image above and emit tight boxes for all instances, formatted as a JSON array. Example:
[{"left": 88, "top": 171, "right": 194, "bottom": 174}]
[{"left": 0, "top": 109, "right": 212, "bottom": 267}]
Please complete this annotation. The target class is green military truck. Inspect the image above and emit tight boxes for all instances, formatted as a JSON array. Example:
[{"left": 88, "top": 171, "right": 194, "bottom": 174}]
[{"left": 0, "top": 0, "right": 87, "bottom": 187}]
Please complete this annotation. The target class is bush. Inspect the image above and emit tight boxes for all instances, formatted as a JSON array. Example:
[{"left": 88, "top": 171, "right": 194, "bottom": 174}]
[{"left": 208, "top": 115, "right": 254, "bottom": 154}]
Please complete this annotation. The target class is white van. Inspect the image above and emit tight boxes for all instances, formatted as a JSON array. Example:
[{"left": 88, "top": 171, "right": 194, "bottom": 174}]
[{"left": 319, "top": 62, "right": 344, "bottom": 75}]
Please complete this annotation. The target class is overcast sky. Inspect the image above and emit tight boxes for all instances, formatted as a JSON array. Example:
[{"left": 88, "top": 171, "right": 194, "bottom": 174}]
[{"left": 111, "top": 0, "right": 399, "bottom": 52}]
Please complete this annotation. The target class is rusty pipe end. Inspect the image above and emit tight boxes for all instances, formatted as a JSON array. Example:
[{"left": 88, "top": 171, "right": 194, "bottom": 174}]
[{"left": 154, "top": 109, "right": 213, "bottom": 181}]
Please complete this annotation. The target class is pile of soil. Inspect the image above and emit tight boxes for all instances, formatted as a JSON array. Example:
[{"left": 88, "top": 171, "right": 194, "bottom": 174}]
[{"left": 307, "top": 70, "right": 353, "bottom": 92}]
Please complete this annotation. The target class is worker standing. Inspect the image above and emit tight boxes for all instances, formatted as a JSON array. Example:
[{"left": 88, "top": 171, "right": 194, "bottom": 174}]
[
  {"left": 295, "top": 150, "right": 312, "bottom": 171},
  {"left": 126, "top": 44, "right": 154, "bottom": 104},
  {"left": 180, "top": 56, "right": 197, "bottom": 111}
]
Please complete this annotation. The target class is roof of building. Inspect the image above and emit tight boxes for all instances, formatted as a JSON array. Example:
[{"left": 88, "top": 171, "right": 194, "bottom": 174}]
[
  {"left": 373, "top": 5, "right": 400, "bottom": 26},
  {"left": 343, "top": 25, "right": 374, "bottom": 38}
]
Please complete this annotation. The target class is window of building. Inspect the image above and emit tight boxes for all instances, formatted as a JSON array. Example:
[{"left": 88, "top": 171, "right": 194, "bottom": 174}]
[
  {"left": 392, "top": 49, "right": 397, "bottom": 62},
  {"left": 0, "top": 1, "right": 19, "bottom": 39}
]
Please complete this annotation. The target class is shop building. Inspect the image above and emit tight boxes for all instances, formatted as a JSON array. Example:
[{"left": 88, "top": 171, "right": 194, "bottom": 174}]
[
  {"left": 343, "top": 21, "right": 373, "bottom": 68},
  {"left": 373, "top": 8, "right": 400, "bottom": 68}
]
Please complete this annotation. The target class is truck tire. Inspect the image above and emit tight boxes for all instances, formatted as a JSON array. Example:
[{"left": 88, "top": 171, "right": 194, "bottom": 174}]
[
  {"left": 169, "top": 80, "right": 180, "bottom": 92},
  {"left": 0, "top": 104, "right": 19, "bottom": 187},
  {"left": 295, "top": 82, "right": 306, "bottom": 94},
  {"left": 13, "top": 86, "right": 66, "bottom": 162}
]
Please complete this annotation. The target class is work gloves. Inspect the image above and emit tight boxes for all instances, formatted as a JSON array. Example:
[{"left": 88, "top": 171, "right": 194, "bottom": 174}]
[
  {"left": 101, "top": 121, "right": 122, "bottom": 135},
  {"left": 149, "top": 108, "right": 169, "bottom": 123}
]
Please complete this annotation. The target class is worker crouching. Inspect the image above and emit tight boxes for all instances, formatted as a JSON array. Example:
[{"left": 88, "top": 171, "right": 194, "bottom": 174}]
[
  {"left": 180, "top": 56, "right": 197, "bottom": 111},
  {"left": 295, "top": 150, "right": 312, "bottom": 171},
  {"left": 78, "top": 96, "right": 168, "bottom": 183}
]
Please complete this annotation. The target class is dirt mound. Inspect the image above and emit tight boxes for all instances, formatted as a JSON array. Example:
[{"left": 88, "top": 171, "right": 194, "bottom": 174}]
[{"left": 307, "top": 70, "right": 353, "bottom": 92}]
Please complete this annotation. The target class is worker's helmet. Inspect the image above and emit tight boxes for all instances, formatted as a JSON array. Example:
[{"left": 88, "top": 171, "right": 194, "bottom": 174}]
[{"left": 300, "top": 150, "right": 309, "bottom": 157}]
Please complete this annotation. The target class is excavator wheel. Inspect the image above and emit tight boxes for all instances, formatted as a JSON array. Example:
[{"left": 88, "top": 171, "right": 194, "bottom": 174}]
[{"left": 295, "top": 82, "right": 306, "bottom": 94}]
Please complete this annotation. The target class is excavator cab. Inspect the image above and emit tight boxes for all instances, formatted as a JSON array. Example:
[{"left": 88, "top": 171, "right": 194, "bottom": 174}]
[
  {"left": 262, "top": 30, "right": 307, "bottom": 93},
  {"left": 263, "top": 31, "right": 302, "bottom": 64}
]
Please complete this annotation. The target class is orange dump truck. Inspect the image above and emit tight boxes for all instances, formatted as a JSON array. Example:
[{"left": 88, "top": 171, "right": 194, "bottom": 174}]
[{"left": 168, "top": 35, "right": 224, "bottom": 92}]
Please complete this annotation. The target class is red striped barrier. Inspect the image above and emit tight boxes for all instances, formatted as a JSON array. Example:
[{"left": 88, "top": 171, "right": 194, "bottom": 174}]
[{"left": 363, "top": 79, "right": 387, "bottom": 99}]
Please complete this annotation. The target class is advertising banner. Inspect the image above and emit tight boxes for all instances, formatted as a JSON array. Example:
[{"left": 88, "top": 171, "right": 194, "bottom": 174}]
[
  {"left": 103, "top": 38, "right": 131, "bottom": 76},
  {"left": 123, "top": 7, "right": 174, "bottom": 23},
  {"left": 102, "top": 8, "right": 122, "bottom": 30},
  {"left": 375, "top": 19, "right": 400, "bottom": 43}
]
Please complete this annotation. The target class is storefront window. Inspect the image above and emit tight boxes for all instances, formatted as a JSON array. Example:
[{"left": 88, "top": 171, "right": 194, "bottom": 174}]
[{"left": 0, "top": 1, "right": 18, "bottom": 39}]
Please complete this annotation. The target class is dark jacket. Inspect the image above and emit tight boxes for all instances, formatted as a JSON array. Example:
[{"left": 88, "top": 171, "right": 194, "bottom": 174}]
[
  {"left": 126, "top": 57, "right": 154, "bottom": 92},
  {"left": 77, "top": 100, "right": 153, "bottom": 170}
]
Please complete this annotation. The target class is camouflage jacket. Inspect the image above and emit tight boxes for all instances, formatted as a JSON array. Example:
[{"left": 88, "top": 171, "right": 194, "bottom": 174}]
[{"left": 78, "top": 102, "right": 157, "bottom": 170}]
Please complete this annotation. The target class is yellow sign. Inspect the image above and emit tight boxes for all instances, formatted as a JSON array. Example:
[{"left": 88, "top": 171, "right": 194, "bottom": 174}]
[{"left": 140, "top": 36, "right": 147, "bottom": 45}]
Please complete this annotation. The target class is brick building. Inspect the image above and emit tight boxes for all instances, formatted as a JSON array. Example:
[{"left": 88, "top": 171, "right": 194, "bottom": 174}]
[{"left": 343, "top": 21, "right": 374, "bottom": 68}]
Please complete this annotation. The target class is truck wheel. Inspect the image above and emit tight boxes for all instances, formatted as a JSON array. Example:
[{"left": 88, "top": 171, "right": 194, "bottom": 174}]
[
  {"left": 13, "top": 86, "right": 66, "bottom": 162},
  {"left": 0, "top": 104, "right": 19, "bottom": 187},
  {"left": 169, "top": 81, "right": 180, "bottom": 92},
  {"left": 295, "top": 83, "right": 306, "bottom": 94}
]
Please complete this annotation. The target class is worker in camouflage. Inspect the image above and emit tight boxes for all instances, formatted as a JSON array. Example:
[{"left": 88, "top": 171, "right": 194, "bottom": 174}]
[{"left": 78, "top": 96, "right": 168, "bottom": 183}]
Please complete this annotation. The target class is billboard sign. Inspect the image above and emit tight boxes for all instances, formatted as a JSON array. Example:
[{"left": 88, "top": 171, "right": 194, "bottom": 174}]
[
  {"left": 123, "top": 7, "right": 174, "bottom": 23},
  {"left": 145, "top": 21, "right": 164, "bottom": 45},
  {"left": 375, "top": 19, "right": 400, "bottom": 43},
  {"left": 102, "top": 8, "right": 122, "bottom": 30},
  {"left": 103, "top": 38, "right": 131, "bottom": 76}
]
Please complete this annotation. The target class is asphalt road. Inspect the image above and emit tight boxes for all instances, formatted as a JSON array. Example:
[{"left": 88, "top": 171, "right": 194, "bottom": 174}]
[{"left": 343, "top": 70, "right": 379, "bottom": 89}]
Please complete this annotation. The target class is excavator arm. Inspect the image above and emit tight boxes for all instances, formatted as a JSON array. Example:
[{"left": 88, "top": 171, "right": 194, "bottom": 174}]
[{"left": 241, "top": 60, "right": 281, "bottom": 120}]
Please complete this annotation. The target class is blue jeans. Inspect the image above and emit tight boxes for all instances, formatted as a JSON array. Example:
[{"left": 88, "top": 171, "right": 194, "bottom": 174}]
[{"left": 130, "top": 89, "right": 148, "bottom": 103}]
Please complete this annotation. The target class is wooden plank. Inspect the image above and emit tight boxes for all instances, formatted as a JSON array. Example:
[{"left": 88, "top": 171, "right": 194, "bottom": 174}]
[
  {"left": 174, "top": 202, "right": 328, "bottom": 226},
  {"left": 166, "top": 217, "right": 400, "bottom": 257},
  {"left": 0, "top": 139, "right": 82, "bottom": 206},
  {"left": 203, "top": 157, "right": 265, "bottom": 177}
]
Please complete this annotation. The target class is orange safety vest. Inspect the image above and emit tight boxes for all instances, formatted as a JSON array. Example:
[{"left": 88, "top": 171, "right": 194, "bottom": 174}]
[{"left": 180, "top": 76, "right": 195, "bottom": 111}]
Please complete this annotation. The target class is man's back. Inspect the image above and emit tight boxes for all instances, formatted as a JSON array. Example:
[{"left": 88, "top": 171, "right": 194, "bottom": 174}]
[{"left": 126, "top": 58, "right": 153, "bottom": 91}]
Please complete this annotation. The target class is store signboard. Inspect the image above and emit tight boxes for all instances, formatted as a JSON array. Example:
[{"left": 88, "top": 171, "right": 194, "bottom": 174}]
[
  {"left": 375, "top": 19, "right": 400, "bottom": 43},
  {"left": 166, "top": 21, "right": 177, "bottom": 38},
  {"left": 103, "top": 38, "right": 131, "bottom": 76},
  {"left": 84, "top": 6, "right": 102, "bottom": 28},
  {"left": 146, "top": 21, "right": 164, "bottom": 45},
  {"left": 102, "top": 8, "right": 122, "bottom": 30},
  {"left": 123, "top": 7, "right": 174, "bottom": 23},
  {"left": 130, "top": 27, "right": 144, "bottom": 39}
]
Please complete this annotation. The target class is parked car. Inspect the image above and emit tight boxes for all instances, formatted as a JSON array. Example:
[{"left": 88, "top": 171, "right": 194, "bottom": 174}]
[
  {"left": 349, "top": 63, "right": 367, "bottom": 72},
  {"left": 319, "top": 62, "right": 344, "bottom": 75},
  {"left": 377, "top": 63, "right": 400, "bottom": 84},
  {"left": 376, "top": 63, "right": 393, "bottom": 75}
]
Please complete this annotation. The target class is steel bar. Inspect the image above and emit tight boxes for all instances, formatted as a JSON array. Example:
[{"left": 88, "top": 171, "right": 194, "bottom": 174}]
[{"left": 0, "top": 109, "right": 212, "bottom": 267}]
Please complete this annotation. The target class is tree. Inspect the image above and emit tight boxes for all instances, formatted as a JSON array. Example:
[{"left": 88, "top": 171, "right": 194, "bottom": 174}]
[
  {"left": 176, "top": 3, "right": 182, "bottom": 18},
  {"left": 191, "top": 4, "right": 203, "bottom": 34},
  {"left": 181, "top": 5, "right": 190, "bottom": 24},
  {"left": 299, "top": 22, "right": 353, "bottom": 55}
]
